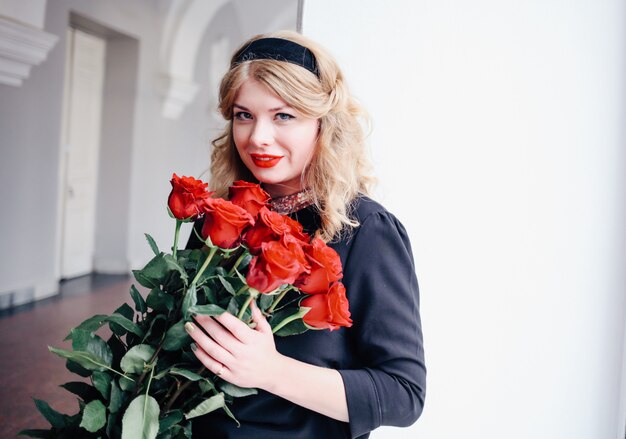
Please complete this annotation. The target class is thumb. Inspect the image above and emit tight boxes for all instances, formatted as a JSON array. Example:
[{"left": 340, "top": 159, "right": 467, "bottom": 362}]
[{"left": 250, "top": 299, "right": 272, "bottom": 333}]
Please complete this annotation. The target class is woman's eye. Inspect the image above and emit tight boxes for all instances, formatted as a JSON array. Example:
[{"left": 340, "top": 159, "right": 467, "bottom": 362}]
[
  {"left": 276, "top": 113, "right": 295, "bottom": 121},
  {"left": 234, "top": 111, "right": 252, "bottom": 120}
]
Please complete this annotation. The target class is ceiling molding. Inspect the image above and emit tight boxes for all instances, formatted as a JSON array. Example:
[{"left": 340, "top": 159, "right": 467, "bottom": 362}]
[{"left": 0, "top": 16, "right": 58, "bottom": 86}]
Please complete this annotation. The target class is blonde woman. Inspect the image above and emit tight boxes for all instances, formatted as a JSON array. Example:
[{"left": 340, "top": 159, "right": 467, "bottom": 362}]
[{"left": 186, "top": 31, "right": 426, "bottom": 438}]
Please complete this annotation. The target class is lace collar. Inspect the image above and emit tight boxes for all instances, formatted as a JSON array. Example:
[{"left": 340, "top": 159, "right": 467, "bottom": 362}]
[{"left": 269, "top": 188, "right": 315, "bottom": 215}]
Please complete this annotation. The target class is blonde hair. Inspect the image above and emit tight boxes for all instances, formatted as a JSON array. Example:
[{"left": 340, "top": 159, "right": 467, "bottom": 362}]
[{"left": 210, "top": 30, "right": 375, "bottom": 242}]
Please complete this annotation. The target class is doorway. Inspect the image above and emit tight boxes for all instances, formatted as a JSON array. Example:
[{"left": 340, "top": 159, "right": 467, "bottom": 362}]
[{"left": 59, "top": 28, "right": 106, "bottom": 279}]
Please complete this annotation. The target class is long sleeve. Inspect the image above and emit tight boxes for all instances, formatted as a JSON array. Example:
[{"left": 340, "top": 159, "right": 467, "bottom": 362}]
[{"left": 337, "top": 211, "right": 426, "bottom": 438}]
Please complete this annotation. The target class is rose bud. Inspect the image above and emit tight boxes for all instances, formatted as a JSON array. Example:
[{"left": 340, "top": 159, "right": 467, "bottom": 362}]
[
  {"left": 295, "top": 238, "right": 343, "bottom": 294},
  {"left": 246, "top": 237, "right": 310, "bottom": 293},
  {"left": 302, "top": 282, "right": 353, "bottom": 331},
  {"left": 228, "top": 180, "right": 271, "bottom": 218},
  {"left": 200, "top": 197, "right": 254, "bottom": 249},
  {"left": 168, "top": 173, "right": 212, "bottom": 220}
]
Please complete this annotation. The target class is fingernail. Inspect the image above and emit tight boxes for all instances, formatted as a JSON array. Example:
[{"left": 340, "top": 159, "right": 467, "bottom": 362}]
[
  {"left": 184, "top": 322, "right": 194, "bottom": 333},
  {"left": 190, "top": 343, "right": 197, "bottom": 352}
]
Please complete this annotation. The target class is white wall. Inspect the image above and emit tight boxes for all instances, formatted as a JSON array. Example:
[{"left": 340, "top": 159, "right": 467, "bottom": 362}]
[
  {"left": 0, "top": 0, "right": 47, "bottom": 27},
  {"left": 0, "top": 0, "right": 298, "bottom": 304},
  {"left": 303, "top": 1, "right": 626, "bottom": 438}
]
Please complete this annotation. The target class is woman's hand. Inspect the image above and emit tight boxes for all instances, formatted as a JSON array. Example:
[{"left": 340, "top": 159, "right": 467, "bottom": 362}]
[{"left": 185, "top": 300, "right": 281, "bottom": 390}]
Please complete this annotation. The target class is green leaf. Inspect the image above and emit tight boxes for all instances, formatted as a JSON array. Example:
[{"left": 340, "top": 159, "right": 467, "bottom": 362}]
[
  {"left": 187, "top": 304, "right": 226, "bottom": 317},
  {"left": 80, "top": 399, "right": 107, "bottom": 433},
  {"left": 158, "top": 410, "right": 184, "bottom": 434},
  {"left": 146, "top": 288, "right": 175, "bottom": 312},
  {"left": 109, "top": 380, "right": 124, "bottom": 414},
  {"left": 130, "top": 285, "right": 148, "bottom": 314},
  {"left": 198, "top": 380, "right": 216, "bottom": 395},
  {"left": 143, "top": 314, "right": 167, "bottom": 344},
  {"left": 115, "top": 303, "right": 135, "bottom": 320},
  {"left": 132, "top": 253, "right": 188, "bottom": 289},
  {"left": 168, "top": 422, "right": 193, "bottom": 438},
  {"left": 217, "top": 276, "right": 236, "bottom": 295},
  {"left": 60, "top": 382, "right": 101, "bottom": 402},
  {"left": 259, "top": 293, "right": 274, "bottom": 312},
  {"left": 162, "top": 321, "right": 192, "bottom": 351},
  {"left": 65, "top": 315, "right": 110, "bottom": 340},
  {"left": 49, "top": 347, "right": 108, "bottom": 372},
  {"left": 16, "top": 429, "right": 51, "bottom": 438},
  {"left": 107, "top": 411, "right": 121, "bottom": 438},
  {"left": 66, "top": 358, "right": 92, "bottom": 377},
  {"left": 107, "top": 333, "right": 127, "bottom": 370},
  {"left": 106, "top": 313, "right": 145, "bottom": 338},
  {"left": 119, "top": 374, "right": 136, "bottom": 392},
  {"left": 33, "top": 399, "right": 66, "bottom": 429},
  {"left": 181, "top": 285, "right": 197, "bottom": 321},
  {"left": 121, "top": 395, "right": 160, "bottom": 439},
  {"left": 219, "top": 382, "right": 258, "bottom": 398},
  {"left": 145, "top": 233, "right": 160, "bottom": 256},
  {"left": 270, "top": 307, "right": 311, "bottom": 337},
  {"left": 274, "top": 318, "right": 309, "bottom": 336},
  {"left": 184, "top": 393, "right": 225, "bottom": 420},
  {"left": 70, "top": 330, "right": 113, "bottom": 367},
  {"left": 121, "top": 344, "right": 156, "bottom": 374},
  {"left": 66, "top": 314, "right": 144, "bottom": 340},
  {"left": 169, "top": 367, "right": 204, "bottom": 382},
  {"left": 92, "top": 371, "right": 112, "bottom": 400}
]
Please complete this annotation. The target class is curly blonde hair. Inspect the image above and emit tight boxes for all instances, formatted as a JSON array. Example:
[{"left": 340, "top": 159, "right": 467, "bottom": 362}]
[{"left": 210, "top": 30, "right": 375, "bottom": 242}]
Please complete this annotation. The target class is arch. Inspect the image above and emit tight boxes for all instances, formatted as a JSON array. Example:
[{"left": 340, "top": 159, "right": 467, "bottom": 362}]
[{"left": 159, "top": 0, "right": 229, "bottom": 119}]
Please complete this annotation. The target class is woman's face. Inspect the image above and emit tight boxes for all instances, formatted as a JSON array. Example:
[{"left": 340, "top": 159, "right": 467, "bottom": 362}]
[{"left": 232, "top": 78, "right": 319, "bottom": 198}]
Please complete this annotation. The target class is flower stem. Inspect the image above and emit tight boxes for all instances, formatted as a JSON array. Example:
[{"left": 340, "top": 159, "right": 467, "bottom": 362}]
[
  {"left": 237, "top": 290, "right": 258, "bottom": 320},
  {"left": 172, "top": 220, "right": 182, "bottom": 259},
  {"left": 191, "top": 245, "right": 218, "bottom": 287},
  {"left": 271, "top": 313, "right": 300, "bottom": 334},
  {"left": 164, "top": 366, "right": 205, "bottom": 411},
  {"left": 267, "top": 287, "right": 292, "bottom": 314},
  {"left": 228, "top": 251, "right": 247, "bottom": 275}
]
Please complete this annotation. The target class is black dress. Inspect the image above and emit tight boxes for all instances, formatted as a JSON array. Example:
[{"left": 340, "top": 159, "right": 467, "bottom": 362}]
[{"left": 188, "top": 195, "right": 426, "bottom": 438}]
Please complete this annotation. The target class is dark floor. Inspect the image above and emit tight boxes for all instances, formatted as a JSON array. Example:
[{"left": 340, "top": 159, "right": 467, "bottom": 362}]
[{"left": 0, "top": 274, "right": 134, "bottom": 438}]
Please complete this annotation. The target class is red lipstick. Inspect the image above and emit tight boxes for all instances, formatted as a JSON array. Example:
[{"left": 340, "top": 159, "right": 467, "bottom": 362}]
[{"left": 251, "top": 153, "right": 282, "bottom": 168}]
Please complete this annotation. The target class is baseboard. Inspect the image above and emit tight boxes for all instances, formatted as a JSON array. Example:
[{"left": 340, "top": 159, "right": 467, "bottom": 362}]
[{"left": 93, "top": 257, "right": 131, "bottom": 274}]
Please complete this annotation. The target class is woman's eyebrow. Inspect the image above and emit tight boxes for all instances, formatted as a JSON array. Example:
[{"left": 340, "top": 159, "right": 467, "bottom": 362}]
[{"left": 233, "top": 103, "right": 291, "bottom": 112}]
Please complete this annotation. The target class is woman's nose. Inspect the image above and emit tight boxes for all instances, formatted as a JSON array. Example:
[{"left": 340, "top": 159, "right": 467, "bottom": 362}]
[{"left": 249, "top": 119, "right": 274, "bottom": 147}]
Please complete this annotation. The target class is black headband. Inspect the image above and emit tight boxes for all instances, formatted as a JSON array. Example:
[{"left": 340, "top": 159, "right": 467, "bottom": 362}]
[{"left": 232, "top": 37, "right": 320, "bottom": 78}]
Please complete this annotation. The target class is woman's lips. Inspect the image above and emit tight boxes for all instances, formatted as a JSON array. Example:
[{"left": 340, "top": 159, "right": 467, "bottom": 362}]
[{"left": 251, "top": 153, "right": 283, "bottom": 168}]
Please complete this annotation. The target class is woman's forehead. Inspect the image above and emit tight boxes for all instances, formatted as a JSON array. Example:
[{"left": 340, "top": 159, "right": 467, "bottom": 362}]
[{"left": 234, "top": 79, "right": 291, "bottom": 110}]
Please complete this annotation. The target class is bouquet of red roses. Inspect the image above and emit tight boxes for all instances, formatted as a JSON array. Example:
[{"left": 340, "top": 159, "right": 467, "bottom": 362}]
[{"left": 20, "top": 176, "right": 352, "bottom": 439}]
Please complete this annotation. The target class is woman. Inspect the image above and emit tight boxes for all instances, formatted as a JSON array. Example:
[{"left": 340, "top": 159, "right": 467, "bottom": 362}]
[{"left": 186, "top": 30, "right": 426, "bottom": 438}]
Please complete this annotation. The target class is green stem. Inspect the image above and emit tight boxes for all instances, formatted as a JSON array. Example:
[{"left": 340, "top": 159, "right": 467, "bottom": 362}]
[
  {"left": 237, "top": 290, "right": 258, "bottom": 320},
  {"left": 172, "top": 220, "right": 182, "bottom": 259},
  {"left": 234, "top": 284, "right": 249, "bottom": 296},
  {"left": 164, "top": 366, "right": 205, "bottom": 411},
  {"left": 228, "top": 251, "right": 247, "bottom": 275},
  {"left": 134, "top": 345, "right": 162, "bottom": 395},
  {"left": 267, "top": 287, "right": 293, "bottom": 314},
  {"left": 191, "top": 245, "right": 218, "bottom": 287},
  {"left": 142, "top": 366, "right": 155, "bottom": 430},
  {"left": 272, "top": 313, "right": 302, "bottom": 334}
]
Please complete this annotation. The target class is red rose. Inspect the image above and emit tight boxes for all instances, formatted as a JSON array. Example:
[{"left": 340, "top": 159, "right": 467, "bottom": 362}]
[
  {"left": 246, "top": 236, "right": 310, "bottom": 293},
  {"left": 200, "top": 198, "right": 254, "bottom": 248},
  {"left": 295, "top": 238, "right": 343, "bottom": 294},
  {"left": 228, "top": 181, "right": 271, "bottom": 218},
  {"left": 168, "top": 174, "right": 212, "bottom": 220},
  {"left": 282, "top": 214, "right": 310, "bottom": 244},
  {"left": 302, "top": 282, "right": 353, "bottom": 331},
  {"left": 244, "top": 207, "right": 310, "bottom": 254}
]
